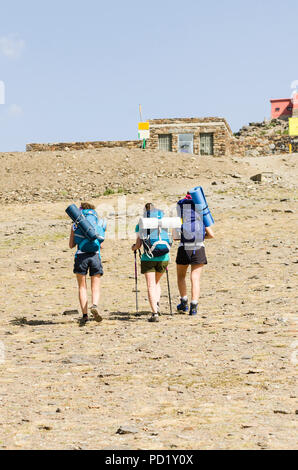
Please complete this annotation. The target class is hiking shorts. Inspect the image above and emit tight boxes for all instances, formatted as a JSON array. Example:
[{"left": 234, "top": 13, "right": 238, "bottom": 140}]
[
  {"left": 141, "top": 260, "right": 169, "bottom": 274},
  {"left": 176, "top": 246, "right": 207, "bottom": 266},
  {"left": 73, "top": 252, "right": 104, "bottom": 276}
]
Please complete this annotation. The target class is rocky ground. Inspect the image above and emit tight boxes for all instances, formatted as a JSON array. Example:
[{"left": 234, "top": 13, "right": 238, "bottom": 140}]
[
  {"left": 234, "top": 119, "right": 289, "bottom": 138},
  {"left": 0, "top": 149, "right": 297, "bottom": 449}
]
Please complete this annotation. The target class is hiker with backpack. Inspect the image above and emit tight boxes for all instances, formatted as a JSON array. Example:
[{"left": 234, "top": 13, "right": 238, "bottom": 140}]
[
  {"left": 175, "top": 192, "right": 214, "bottom": 316},
  {"left": 68, "top": 202, "right": 107, "bottom": 324},
  {"left": 131, "top": 203, "right": 173, "bottom": 323}
]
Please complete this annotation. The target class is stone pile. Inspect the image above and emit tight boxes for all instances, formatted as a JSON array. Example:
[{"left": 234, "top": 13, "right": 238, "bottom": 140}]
[
  {"left": 230, "top": 119, "right": 298, "bottom": 157},
  {"left": 234, "top": 119, "right": 289, "bottom": 138}
]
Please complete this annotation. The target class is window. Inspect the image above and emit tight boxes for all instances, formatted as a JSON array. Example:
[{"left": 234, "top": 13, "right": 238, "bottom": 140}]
[
  {"left": 178, "top": 134, "right": 194, "bottom": 153},
  {"left": 200, "top": 133, "right": 214, "bottom": 155},
  {"left": 158, "top": 134, "right": 172, "bottom": 151},
  {"left": 275, "top": 108, "right": 280, "bottom": 112},
  {"left": 287, "top": 106, "right": 293, "bottom": 111}
]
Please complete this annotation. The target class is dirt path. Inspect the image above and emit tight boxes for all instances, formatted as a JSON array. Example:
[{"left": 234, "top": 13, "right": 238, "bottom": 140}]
[{"left": 0, "top": 151, "right": 297, "bottom": 449}]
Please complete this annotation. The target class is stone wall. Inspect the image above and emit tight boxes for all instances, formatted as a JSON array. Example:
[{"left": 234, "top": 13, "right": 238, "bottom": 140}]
[
  {"left": 26, "top": 117, "right": 297, "bottom": 156},
  {"left": 26, "top": 140, "right": 142, "bottom": 152},
  {"left": 26, "top": 117, "right": 233, "bottom": 157}
]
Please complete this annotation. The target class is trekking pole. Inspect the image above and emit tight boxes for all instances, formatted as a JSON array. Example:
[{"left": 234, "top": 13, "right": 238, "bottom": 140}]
[
  {"left": 166, "top": 266, "right": 173, "bottom": 315},
  {"left": 134, "top": 251, "right": 139, "bottom": 314}
]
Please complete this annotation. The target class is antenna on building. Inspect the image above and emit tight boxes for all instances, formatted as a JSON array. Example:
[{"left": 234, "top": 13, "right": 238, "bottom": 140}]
[{"left": 139, "top": 104, "right": 143, "bottom": 122}]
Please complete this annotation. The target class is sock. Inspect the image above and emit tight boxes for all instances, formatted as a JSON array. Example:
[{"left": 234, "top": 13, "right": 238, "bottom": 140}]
[
  {"left": 182, "top": 296, "right": 188, "bottom": 302},
  {"left": 191, "top": 300, "right": 198, "bottom": 305}
]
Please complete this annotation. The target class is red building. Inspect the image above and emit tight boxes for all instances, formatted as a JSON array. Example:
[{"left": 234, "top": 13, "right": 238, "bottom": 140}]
[
  {"left": 293, "top": 92, "right": 298, "bottom": 117},
  {"left": 270, "top": 98, "right": 293, "bottom": 119}
]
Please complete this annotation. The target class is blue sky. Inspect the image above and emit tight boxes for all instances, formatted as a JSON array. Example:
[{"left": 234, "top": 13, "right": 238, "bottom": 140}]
[{"left": 0, "top": 0, "right": 297, "bottom": 151}]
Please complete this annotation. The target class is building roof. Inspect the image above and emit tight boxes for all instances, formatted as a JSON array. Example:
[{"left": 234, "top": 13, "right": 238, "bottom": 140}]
[
  {"left": 148, "top": 117, "right": 233, "bottom": 135},
  {"left": 270, "top": 98, "right": 292, "bottom": 103}
]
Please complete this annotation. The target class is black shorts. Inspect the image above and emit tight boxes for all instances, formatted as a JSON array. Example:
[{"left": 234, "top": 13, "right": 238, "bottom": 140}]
[
  {"left": 176, "top": 246, "right": 207, "bottom": 266},
  {"left": 73, "top": 252, "right": 104, "bottom": 276}
]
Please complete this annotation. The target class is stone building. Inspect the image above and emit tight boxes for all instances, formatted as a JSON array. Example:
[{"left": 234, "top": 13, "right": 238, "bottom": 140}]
[{"left": 145, "top": 117, "right": 233, "bottom": 157}]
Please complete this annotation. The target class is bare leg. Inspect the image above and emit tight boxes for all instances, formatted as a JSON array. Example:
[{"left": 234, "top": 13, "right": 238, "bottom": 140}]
[
  {"left": 155, "top": 271, "right": 163, "bottom": 305},
  {"left": 190, "top": 264, "right": 204, "bottom": 302},
  {"left": 76, "top": 274, "right": 88, "bottom": 315},
  {"left": 91, "top": 274, "right": 101, "bottom": 306},
  {"left": 145, "top": 272, "right": 159, "bottom": 313},
  {"left": 176, "top": 264, "right": 188, "bottom": 298}
]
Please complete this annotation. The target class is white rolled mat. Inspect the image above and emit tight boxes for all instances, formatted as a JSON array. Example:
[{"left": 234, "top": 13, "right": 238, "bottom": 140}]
[
  {"left": 139, "top": 217, "right": 181, "bottom": 230},
  {"left": 160, "top": 217, "right": 181, "bottom": 229}
]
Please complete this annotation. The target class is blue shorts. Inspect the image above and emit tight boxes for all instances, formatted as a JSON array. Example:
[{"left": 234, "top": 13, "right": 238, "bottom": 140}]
[{"left": 73, "top": 252, "right": 104, "bottom": 276}]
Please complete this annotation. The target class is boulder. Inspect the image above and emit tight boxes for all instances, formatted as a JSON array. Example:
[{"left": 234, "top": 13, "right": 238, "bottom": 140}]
[{"left": 250, "top": 173, "right": 262, "bottom": 182}]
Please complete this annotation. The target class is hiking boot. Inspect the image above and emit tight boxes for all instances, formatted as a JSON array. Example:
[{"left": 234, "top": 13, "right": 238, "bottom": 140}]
[
  {"left": 90, "top": 305, "right": 103, "bottom": 323},
  {"left": 177, "top": 298, "right": 189, "bottom": 314},
  {"left": 189, "top": 303, "right": 198, "bottom": 316},
  {"left": 79, "top": 315, "right": 89, "bottom": 326},
  {"left": 148, "top": 314, "right": 159, "bottom": 323}
]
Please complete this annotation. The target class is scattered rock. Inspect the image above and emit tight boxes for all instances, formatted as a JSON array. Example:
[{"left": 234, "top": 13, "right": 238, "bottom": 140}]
[
  {"left": 63, "top": 310, "right": 79, "bottom": 316},
  {"left": 116, "top": 426, "right": 139, "bottom": 435},
  {"left": 168, "top": 385, "right": 184, "bottom": 393},
  {"left": 230, "top": 173, "right": 241, "bottom": 179},
  {"left": 250, "top": 173, "right": 262, "bottom": 182},
  {"left": 61, "top": 355, "right": 96, "bottom": 365},
  {"left": 38, "top": 425, "right": 52, "bottom": 431}
]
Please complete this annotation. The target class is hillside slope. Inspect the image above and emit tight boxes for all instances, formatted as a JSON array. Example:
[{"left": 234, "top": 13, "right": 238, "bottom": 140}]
[{"left": 0, "top": 148, "right": 286, "bottom": 204}]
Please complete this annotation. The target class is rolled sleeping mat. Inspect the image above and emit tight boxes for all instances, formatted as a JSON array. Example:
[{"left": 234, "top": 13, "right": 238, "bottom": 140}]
[
  {"left": 139, "top": 216, "right": 182, "bottom": 230},
  {"left": 65, "top": 203, "right": 81, "bottom": 223},
  {"left": 139, "top": 217, "right": 159, "bottom": 230},
  {"left": 161, "top": 217, "right": 181, "bottom": 229},
  {"left": 65, "top": 204, "right": 98, "bottom": 242},
  {"left": 188, "top": 186, "right": 214, "bottom": 227}
]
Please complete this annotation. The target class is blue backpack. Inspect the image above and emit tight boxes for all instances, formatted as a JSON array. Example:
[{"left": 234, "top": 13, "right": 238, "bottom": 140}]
[
  {"left": 141, "top": 209, "right": 172, "bottom": 258},
  {"left": 74, "top": 209, "right": 107, "bottom": 252},
  {"left": 177, "top": 198, "right": 204, "bottom": 247}
]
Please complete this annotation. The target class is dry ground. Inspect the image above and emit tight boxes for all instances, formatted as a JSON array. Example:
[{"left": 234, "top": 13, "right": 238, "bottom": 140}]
[{"left": 0, "top": 149, "right": 297, "bottom": 449}]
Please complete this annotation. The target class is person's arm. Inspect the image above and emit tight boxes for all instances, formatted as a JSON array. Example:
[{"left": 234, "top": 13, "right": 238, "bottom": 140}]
[
  {"left": 172, "top": 227, "right": 181, "bottom": 241},
  {"left": 131, "top": 234, "right": 142, "bottom": 252},
  {"left": 205, "top": 226, "right": 215, "bottom": 240},
  {"left": 173, "top": 203, "right": 182, "bottom": 241},
  {"left": 69, "top": 226, "right": 76, "bottom": 249}
]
